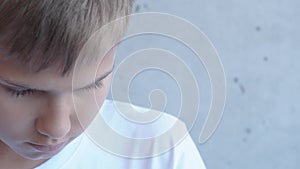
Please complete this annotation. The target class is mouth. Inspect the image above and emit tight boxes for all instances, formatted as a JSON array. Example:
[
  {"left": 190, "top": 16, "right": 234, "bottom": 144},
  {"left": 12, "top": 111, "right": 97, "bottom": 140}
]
[{"left": 28, "top": 142, "right": 66, "bottom": 153}]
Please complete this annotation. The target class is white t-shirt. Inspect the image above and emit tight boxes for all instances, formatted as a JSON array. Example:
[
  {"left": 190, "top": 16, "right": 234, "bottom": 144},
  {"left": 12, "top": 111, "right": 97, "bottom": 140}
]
[{"left": 35, "top": 100, "right": 206, "bottom": 169}]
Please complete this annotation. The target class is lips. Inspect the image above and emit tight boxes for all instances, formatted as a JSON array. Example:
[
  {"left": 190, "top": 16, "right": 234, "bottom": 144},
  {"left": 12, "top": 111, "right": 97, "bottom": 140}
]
[{"left": 29, "top": 142, "right": 66, "bottom": 152}]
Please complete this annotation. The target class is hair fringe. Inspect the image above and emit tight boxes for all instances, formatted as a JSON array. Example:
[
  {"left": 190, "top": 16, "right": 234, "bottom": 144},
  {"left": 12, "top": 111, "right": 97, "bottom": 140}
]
[{"left": 0, "top": 0, "right": 134, "bottom": 76}]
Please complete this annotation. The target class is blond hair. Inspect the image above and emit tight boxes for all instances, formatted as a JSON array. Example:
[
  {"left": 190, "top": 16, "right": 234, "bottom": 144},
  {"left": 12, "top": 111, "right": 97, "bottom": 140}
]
[{"left": 0, "top": 0, "right": 134, "bottom": 75}]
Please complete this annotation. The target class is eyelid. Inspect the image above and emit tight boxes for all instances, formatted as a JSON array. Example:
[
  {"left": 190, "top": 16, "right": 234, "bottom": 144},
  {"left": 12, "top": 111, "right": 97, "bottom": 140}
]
[
  {"left": 0, "top": 68, "right": 113, "bottom": 93},
  {"left": 5, "top": 86, "right": 32, "bottom": 92},
  {"left": 74, "top": 70, "right": 113, "bottom": 92},
  {"left": 5, "top": 87, "right": 36, "bottom": 98},
  {"left": 8, "top": 87, "right": 43, "bottom": 95},
  {"left": 0, "top": 83, "right": 28, "bottom": 91},
  {"left": 82, "top": 80, "right": 104, "bottom": 91},
  {"left": 7, "top": 80, "right": 103, "bottom": 93},
  {"left": 12, "top": 87, "right": 41, "bottom": 93}
]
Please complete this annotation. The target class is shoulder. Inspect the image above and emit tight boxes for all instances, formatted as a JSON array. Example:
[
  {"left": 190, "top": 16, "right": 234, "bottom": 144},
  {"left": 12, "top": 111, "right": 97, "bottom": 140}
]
[
  {"left": 39, "top": 99, "right": 207, "bottom": 169},
  {"left": 79, "top": 99, "right": 206, "bottom": 168}
]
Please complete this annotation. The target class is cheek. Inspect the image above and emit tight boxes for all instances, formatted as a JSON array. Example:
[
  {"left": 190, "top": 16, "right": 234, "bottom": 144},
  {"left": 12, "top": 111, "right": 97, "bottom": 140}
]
[
  {"left": 95, "top": 74, "right": 112, "bottom": 105},
  {"left": 0, "top": 92, "right": 38, "bottom": 139},
  {"left": 74, "top": 74, "right": 112, "bottom": 129}
]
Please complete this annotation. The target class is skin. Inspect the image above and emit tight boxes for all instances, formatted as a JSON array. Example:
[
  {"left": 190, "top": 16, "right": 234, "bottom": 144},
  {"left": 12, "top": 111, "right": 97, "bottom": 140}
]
[{"left": 0, "top": 50, "right": 114, "bottom": 168}]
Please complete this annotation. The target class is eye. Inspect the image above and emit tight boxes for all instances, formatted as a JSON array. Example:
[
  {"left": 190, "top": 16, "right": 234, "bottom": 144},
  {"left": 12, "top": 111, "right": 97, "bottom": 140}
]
[
  {"left": 7, "top": 88, "right": 35, "bottom": 98},
  {"left": 83, "top": 81, "right": 104, "bottom": 92}
]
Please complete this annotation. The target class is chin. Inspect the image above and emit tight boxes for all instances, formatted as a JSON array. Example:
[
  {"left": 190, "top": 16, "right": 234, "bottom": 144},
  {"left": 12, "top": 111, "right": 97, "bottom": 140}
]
[
  {"left": 21, "top": 151, "right": 57, "bottom": 161},
  {"left": 16, "top": 147, "right": 61, "bottom": 161}
]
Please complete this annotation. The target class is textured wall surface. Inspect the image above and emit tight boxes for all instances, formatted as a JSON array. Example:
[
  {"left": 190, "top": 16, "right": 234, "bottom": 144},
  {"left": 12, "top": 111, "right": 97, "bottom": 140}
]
[{"left": 108, "top": 0, "right": 300, "bottom": 168}]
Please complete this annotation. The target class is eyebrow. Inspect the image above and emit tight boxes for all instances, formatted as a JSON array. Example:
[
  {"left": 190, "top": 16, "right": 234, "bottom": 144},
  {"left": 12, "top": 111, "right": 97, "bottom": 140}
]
[{"left": 0, "top": 68, "right": 114, "bottom": 92}]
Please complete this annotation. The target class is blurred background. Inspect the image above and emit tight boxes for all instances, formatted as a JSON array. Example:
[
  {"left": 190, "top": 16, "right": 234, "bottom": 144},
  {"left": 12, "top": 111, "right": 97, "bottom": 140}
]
[{"left": 107, "top": 0, "right": 300, "bottom": 168}]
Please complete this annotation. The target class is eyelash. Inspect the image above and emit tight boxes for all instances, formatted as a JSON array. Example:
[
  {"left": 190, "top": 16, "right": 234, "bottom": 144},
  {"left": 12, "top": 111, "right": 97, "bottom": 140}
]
[
  {"left": 8, "top": 89, "right": 35, "bottom": 98},
  {"left": 82, "top": 81, "right": 104, "bottom": 92},
  {"left": 8, "top": 81, "right": 104, "bottom": 98}
]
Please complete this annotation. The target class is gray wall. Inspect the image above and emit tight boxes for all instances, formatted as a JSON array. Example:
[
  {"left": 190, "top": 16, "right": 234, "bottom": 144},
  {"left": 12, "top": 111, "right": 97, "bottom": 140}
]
[{"left": 108, "top": 0, "right": 300, "bottom": 168}]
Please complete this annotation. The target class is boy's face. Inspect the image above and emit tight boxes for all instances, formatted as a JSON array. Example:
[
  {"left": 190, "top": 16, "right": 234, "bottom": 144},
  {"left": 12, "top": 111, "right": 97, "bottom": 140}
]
[{"left": 0, "top": 52, "right": 114, "bottom": 160}]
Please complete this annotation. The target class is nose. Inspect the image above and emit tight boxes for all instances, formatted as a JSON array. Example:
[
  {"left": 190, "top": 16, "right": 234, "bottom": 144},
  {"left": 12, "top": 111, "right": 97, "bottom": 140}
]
[{"left": 35, "top": 94, "right": 72, "bottom": 140}]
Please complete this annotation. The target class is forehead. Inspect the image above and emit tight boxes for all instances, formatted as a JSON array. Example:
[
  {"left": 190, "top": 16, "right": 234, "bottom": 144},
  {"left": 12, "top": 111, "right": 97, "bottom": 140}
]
[{"left": 0, "top": 53, "right": 114, "bottom": 92}]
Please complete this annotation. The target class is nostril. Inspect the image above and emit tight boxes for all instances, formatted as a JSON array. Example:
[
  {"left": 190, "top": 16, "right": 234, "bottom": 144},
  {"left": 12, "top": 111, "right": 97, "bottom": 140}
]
[{"left": 35, "top": 113, "right": 71, "bottom": 139}]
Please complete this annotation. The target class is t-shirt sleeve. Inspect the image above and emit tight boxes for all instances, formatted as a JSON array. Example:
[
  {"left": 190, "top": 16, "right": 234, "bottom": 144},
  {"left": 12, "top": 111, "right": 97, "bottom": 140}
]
[{"left": 173, "top": 133, "right": 207, "bottom": 169}]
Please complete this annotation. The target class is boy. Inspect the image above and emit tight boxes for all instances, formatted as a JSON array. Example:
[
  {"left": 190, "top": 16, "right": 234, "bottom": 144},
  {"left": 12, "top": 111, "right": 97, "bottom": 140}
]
[{"left": 0, "top": 0, "right": 206, "bottom": 168}]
